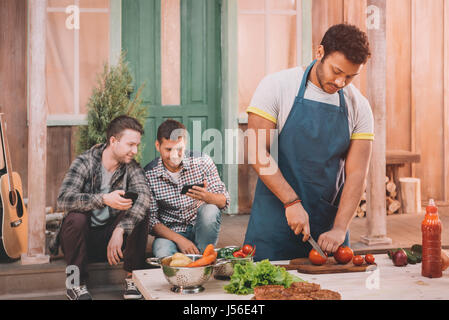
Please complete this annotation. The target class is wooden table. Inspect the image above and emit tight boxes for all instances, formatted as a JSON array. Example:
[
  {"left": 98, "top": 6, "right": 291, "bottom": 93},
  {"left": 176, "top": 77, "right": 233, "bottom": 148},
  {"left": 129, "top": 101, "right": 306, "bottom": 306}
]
[{"left": 133, "top": 254, "right": 449, "bottom": 300}]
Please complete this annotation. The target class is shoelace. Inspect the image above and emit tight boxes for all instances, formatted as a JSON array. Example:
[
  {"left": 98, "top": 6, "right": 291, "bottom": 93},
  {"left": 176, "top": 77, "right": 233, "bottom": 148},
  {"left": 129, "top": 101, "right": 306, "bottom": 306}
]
[{"left": 73, "top": 285, "right": 89, "bottom": 296}]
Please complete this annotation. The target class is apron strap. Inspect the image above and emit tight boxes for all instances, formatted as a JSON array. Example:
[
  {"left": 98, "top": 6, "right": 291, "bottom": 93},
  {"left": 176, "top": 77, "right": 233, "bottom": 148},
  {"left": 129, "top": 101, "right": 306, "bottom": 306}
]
[{"left": 298, "top": 59, "right": 350, "bottom": 118}]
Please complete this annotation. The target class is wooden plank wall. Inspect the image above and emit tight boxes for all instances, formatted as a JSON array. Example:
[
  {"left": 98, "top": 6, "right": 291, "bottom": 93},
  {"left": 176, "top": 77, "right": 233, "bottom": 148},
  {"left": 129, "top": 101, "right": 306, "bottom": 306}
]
[
  {"left": 0, "top": 0, "right": 29, "bottom": 200},
  {"left": 311, "top": 0, "right": 449, "bottom": 205},
  {"left": 0, "top": 0, "right": 77, "bottom": 209}
]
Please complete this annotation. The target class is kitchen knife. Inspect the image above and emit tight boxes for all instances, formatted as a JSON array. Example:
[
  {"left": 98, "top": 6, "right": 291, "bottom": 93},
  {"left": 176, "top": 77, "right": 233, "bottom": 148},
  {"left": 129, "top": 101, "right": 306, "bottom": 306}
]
[{"left": 303, "top": 233, "right": 327, "bottom": 259}]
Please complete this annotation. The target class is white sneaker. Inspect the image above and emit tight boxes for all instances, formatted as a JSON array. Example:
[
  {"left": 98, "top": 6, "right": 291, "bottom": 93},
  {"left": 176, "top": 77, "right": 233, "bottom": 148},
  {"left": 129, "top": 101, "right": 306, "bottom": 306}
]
[
  {"left": 123, "top": 278, "right": 142, "bottom": 300},
  {"left": 66, "top": 284, "right": 92, "bottom": 300}
]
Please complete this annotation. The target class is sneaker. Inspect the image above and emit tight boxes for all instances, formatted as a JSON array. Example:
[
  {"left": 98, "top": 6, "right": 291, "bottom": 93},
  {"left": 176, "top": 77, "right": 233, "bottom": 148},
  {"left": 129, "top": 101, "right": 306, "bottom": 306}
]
[
  {"left": 66, "top": 285, "right": 92, "bottom": 300},
  {"left": 123, "top": 278, "right": 142, "bottom": 300}
]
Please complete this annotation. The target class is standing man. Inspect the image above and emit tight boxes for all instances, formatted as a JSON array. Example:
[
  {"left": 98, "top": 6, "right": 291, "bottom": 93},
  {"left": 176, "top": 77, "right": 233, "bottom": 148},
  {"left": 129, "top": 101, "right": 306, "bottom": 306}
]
[
  {"left": 145, "top": 119, "right": 230, "bottom": 258},
  {"left": 51, "top": 115, "right": 151, "bottom": 300},
  {"left": 244, "top": 24, "right": 373, "bottom": 261}
]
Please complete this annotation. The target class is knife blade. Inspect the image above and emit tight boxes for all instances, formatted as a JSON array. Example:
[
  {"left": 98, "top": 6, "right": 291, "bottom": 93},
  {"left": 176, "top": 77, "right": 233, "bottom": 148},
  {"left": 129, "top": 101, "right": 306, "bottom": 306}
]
[{"left": 305, "top": 234, "right": 327, "bottom": 259}]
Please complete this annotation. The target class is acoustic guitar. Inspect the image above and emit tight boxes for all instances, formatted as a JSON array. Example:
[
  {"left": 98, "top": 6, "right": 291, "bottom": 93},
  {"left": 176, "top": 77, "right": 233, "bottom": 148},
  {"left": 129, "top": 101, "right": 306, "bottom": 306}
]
[{"left": 0, "top": 113, "right": 28, "bottom": 260}]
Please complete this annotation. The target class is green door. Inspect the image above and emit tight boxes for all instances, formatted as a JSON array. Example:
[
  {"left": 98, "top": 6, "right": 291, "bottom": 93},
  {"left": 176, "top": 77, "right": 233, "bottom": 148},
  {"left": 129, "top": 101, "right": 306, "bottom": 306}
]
[{"left": 122, "top": 0, "right": 222, "bottom": 169}]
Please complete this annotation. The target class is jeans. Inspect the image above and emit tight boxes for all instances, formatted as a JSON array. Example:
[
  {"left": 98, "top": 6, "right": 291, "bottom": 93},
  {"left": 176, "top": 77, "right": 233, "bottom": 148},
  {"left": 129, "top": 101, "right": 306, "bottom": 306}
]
[
  {"left": 152, "top": 204, "right": 222, "bottom": 258},
  {"left": 59, "top": 211, "right": 150, "bottom": 284}
]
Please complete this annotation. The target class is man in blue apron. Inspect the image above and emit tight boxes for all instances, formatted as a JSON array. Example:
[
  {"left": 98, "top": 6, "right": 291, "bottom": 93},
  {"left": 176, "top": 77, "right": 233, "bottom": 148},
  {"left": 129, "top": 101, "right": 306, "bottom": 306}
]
[{"left": 244, "top": 24, "right": 374, "bottom": 261}]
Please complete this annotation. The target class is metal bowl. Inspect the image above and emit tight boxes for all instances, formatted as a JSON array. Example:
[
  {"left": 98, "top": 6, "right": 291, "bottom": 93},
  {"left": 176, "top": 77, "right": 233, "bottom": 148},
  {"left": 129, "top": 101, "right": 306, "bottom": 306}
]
[
  {"left": 146, "top": 254, "right": 226, "bottom": 294},
  {"left": 213, "top": 246, "right": 254, "bottom": 280}
]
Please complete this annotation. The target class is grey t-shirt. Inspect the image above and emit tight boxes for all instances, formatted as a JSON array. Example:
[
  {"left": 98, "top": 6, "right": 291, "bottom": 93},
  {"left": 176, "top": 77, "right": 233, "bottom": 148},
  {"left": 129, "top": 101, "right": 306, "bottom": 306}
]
[
  {"left": 246, "top": 66, "right": 374, "bottom": 140},
  {"left": 91, "top": 165, "right": 114, "bottom": 227}
]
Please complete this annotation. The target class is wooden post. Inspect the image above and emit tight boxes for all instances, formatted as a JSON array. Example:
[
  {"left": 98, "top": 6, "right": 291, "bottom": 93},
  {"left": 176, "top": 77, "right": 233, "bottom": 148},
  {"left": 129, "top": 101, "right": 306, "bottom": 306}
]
[
  {"left": 361, "top": 0, "right": 392, "bottom": 246},
  {"left": 21, "top": 0, "right": 50, "bottom": 265}
]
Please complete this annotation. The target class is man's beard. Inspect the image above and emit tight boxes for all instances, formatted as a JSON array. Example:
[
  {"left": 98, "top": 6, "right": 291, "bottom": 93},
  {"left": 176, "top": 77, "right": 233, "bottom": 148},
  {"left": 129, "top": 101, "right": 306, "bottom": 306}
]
[{"left": 316, "top": 61, "right": 327, "bottom": 91}]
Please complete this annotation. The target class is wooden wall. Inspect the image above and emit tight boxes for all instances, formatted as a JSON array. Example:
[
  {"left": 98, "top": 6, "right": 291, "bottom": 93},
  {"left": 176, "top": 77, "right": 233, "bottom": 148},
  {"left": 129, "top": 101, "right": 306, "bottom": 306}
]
[
  {"left": 0, "top": 0, "right": 77, "bottom": 209},
  {"left": 311, "top": 0, "right": 449, "bottom": 205},
  {"left": 0, "top": 0, "right": 29, "bottom": 200}
]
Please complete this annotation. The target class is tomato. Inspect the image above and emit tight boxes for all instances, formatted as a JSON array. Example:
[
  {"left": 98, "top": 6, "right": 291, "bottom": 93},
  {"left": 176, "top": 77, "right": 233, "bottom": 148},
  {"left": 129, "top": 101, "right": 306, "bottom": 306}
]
[
  {"left": 334, "top": 246, "right": 354, "bottom": 264},
  {"left": 352, "top": 255, "right": 364, "bottom": 266},
  {"left": 365, "top": 254, "right": 375, "bottom": 265},
  {"left": 308, "top": 249, "right": 328, "bottom": 266},
  {"left": 242, "top": 244, "right": 253, "bottom": 255},
  {"left": 232, "top": 250, "right": 245, "bottom": 258}
]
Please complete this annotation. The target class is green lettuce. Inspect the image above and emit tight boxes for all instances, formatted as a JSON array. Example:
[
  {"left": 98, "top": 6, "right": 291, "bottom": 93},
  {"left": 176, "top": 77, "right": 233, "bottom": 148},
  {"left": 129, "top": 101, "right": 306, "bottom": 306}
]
[{"left": 223, "top": 259, "right": 305, "bottom": 295}]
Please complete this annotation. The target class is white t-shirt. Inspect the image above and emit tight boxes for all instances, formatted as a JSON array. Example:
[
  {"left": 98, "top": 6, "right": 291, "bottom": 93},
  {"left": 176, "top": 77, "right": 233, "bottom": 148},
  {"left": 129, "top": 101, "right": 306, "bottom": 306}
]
[
  {"left": 246, "top": 66, "right": 374, "bottom": 140},
  {"left": 165, "top": 168, "right": 181, "bottom": 184}
]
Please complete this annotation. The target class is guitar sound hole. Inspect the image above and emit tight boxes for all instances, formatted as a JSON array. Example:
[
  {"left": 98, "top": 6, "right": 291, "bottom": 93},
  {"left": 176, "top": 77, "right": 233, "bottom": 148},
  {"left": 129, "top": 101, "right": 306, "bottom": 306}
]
[
  {"left": 8, "top": 190, "right": 24, "bottom": 218},
  {"left": 8, "top": 190, "right": 17, "bottom": 207}
]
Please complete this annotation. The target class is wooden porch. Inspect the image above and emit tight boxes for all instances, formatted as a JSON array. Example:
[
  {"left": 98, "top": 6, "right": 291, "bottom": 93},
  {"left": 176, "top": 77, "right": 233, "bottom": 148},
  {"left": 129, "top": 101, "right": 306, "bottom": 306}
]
[{"left": 1, "top": 207, "right": 448, "bottom": 300}]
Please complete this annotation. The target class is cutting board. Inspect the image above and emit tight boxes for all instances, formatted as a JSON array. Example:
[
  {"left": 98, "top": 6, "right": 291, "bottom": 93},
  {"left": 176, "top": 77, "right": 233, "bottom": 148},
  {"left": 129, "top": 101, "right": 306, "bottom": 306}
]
[{"left": 281, "top": 257, "right": 376, "bottom": 274}]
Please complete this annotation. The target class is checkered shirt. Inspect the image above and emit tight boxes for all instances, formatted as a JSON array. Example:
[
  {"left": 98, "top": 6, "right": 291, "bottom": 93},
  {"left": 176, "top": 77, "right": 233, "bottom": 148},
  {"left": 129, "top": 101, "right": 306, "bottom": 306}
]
[{"left": 144, "top": 151, "right": 230, "bottom": 234}]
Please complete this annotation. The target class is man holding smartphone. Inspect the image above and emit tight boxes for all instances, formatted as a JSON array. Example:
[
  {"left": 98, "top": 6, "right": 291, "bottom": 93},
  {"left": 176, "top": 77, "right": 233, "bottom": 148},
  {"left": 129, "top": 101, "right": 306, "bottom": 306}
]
[
  {"left": 144, "top": 119, "right": 230, "bottom": 258},
  {"left": 50, "top": 115, "right": 151, "bottom": 300}
]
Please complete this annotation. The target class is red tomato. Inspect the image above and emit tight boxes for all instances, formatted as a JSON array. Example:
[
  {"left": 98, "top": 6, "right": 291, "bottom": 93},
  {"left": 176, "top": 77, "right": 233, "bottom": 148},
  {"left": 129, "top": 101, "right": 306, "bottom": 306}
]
[
  {"left": 334, "top": 246, "right": 354, "bottom": 264},
  {"left": 242, "top": 245, "right": 253, "bottom": 255},
  {"left": 352, "top": 255, "right": 364, "bottom": 266},
  {"left": 309, "top": 249, "right": 328, "bottom": 266},
  {"left": 365, "top": 254, "right": 375, "bottom": 265},
  {"left": 232, "top": 250, "right": 245, "bottom": 258}
]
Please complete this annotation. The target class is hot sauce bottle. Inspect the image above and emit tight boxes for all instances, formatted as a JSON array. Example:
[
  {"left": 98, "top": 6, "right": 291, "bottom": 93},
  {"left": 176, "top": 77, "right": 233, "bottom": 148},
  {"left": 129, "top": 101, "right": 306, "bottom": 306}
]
[{"left": 421, "top": 199, "right": 442, "bottom": 278}]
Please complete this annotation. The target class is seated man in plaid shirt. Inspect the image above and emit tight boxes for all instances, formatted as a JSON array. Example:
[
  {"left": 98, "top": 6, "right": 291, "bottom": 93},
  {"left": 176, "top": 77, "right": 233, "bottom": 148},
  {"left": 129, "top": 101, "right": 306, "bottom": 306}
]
[
  {"left": 51, "top": 115, "right": 151, "bottom": 300},
  {"left": 144, "top": 119, "right": 230, "bottom": 257}
]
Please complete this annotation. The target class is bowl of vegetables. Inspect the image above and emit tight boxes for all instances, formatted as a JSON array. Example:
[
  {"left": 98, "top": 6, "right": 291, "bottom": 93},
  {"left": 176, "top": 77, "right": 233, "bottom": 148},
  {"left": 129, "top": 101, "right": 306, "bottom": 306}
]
[
  {"left": 146, "top": 245, "right": 226, "bottom": 294},
  {"left": 213, "top": 244, "right": 256, "bottom": 280}
]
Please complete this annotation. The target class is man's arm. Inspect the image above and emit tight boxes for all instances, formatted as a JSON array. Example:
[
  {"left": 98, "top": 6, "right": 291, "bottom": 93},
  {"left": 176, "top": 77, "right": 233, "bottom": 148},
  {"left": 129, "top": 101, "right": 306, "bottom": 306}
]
[
  {"left": 186, "top": 155, "right": 230, "bottom": 210},
  {"left": 152, "top": 223, "right": 200, "bottom": 255},
  {"left": 317, "top": 139, "right": 372, "bottom": 253},
  {"left": 116, "top": 165, "right": 152, "bottom": 235},
  {"left": 247, "top": 113, "right": 311, "bottom": 241},
  {"left": 57, "top": 156, "right": 104, "bottom": 212}
]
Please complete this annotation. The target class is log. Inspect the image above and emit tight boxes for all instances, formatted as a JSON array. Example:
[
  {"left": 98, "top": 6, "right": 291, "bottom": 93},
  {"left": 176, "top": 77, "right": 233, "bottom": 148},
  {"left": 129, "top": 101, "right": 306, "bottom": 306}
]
[
  {"left": 360, "top": 202, "right": 367, "bottom": 213},
  {"left": 387, "top": 196, "right": 401, "bottom": 213},
  {"left": 388, "top": 190, "right": 397, "bottom": 198},
  {"left": 399, "top": 177, "right": 422, "bottom": 214},
  {"left": 386, "top": 181, "right": 397, "bottom": 194}
]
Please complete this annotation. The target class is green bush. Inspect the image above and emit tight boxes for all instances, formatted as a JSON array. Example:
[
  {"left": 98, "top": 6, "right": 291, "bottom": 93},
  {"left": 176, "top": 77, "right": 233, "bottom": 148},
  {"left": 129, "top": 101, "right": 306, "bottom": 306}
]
[{"left": 76, "top": 52, "right": 147, "bottom": 161}]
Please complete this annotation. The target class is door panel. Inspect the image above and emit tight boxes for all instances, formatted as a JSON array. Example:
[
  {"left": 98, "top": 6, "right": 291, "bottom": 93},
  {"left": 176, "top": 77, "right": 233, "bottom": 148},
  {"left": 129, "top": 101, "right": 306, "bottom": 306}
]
[{"left": 122, "top": 0, "right": 222, "bottom": 168}]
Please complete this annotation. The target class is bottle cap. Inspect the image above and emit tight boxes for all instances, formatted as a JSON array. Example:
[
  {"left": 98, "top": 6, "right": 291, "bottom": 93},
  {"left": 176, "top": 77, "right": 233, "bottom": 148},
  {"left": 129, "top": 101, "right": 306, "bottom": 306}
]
[{"left": 426, "top": 199, "right": 438, "bottom": 214}]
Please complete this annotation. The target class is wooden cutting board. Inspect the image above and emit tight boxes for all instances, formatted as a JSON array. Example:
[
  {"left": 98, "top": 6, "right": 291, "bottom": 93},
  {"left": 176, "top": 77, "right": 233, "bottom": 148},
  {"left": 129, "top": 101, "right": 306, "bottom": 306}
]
[{"left": 281, "top": 257, "right": 376, "bottom": 274}]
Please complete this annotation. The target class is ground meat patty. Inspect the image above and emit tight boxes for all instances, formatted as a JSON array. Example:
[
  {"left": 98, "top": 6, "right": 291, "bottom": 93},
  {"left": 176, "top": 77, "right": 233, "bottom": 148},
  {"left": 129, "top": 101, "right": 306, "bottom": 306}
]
[
  {"left": 288, "top": 281, "right": 321, "bottom": 293},
  {"left": 307, "top": 289, "right": 342, "bottom": 300},
  {"left": 253, "top": 282, "right": 340, "bottom": 300}
]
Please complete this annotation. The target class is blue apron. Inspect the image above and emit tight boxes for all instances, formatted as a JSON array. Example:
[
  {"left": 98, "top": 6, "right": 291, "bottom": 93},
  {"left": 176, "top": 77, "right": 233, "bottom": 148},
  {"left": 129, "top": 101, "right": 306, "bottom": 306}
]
[{"left": 244, "top": 60, "right": 351, "bottom": 261}]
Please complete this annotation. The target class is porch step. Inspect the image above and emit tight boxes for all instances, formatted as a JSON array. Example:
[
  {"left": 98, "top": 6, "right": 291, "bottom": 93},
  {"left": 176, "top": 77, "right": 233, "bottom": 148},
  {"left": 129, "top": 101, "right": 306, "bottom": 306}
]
[{"left": 0, "top": 257, "right": 144, "bottom": 299}]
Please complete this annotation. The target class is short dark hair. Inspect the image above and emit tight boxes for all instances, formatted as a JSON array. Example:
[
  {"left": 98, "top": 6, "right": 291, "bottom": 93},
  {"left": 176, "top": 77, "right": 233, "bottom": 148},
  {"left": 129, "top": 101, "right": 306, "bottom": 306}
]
[
  {"left": 320, "top": 23, "right": 371, "bottom": 65},
  {"left": 157, "top": 119, "right": 186, "bottom": 143},
  {"left": 106, "top": 115, "right": 144, "bottom": 145}
]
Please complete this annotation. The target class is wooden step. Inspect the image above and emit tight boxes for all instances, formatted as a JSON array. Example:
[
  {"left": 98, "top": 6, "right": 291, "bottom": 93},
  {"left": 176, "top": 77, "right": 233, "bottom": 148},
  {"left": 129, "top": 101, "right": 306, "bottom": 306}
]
[{"left": 0, "top": 258, "right": 130, "bottom": 298}]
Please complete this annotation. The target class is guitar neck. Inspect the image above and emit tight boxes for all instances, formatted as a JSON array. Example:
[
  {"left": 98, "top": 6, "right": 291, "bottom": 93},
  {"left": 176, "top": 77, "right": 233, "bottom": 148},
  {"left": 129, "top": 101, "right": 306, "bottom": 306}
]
[{"left": 0, "top": 114, "right": 15, "bottom": 191}]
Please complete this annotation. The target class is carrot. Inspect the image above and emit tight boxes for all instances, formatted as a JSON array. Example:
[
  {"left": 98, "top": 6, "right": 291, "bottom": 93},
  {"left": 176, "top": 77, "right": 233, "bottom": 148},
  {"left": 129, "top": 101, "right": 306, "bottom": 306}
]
[
  {"left": 187, "top": 251, "right": 217, "bottom": 267},
  {"left": 202, "top": 244, "right": 215, "bottom": 257}
]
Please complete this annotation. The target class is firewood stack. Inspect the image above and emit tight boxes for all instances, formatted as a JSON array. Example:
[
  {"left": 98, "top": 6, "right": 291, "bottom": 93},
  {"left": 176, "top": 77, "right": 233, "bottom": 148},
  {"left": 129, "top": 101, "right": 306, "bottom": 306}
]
[{"left": 355, "top": 176, "right": 402, "bottom": 218}]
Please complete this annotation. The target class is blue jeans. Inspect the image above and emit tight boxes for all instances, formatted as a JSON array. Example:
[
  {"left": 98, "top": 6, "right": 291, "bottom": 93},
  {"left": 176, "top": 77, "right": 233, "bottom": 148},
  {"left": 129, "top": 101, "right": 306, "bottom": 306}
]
[{"left": 152, "top": 204, "right": 222, "bottom": 258}]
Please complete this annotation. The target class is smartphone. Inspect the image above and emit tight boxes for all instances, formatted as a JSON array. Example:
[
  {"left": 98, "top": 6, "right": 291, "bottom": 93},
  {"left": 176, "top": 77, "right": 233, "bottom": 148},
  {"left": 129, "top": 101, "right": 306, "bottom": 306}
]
[
  {"left": 122, "top": 191, "right": 138, "bottom": 204},
  {"left": 181, "top": 184, "right": 204, "bottom": 195}
]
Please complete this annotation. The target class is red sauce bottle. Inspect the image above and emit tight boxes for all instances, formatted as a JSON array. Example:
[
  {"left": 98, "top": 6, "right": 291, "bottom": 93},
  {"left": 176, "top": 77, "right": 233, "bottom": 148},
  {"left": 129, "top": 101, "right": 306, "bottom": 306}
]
[{"left": 421, "top": 199, "right": 442, "bottom": 278}]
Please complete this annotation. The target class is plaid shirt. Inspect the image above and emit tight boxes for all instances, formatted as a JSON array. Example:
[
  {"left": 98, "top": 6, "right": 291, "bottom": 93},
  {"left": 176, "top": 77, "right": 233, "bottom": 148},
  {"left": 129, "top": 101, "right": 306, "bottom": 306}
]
[
  {"left": 144, "top": 151, "right": 230, "bottom": 234},
  {"left": 49, "top": 144, "right": 151, "bottom": 255}
]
